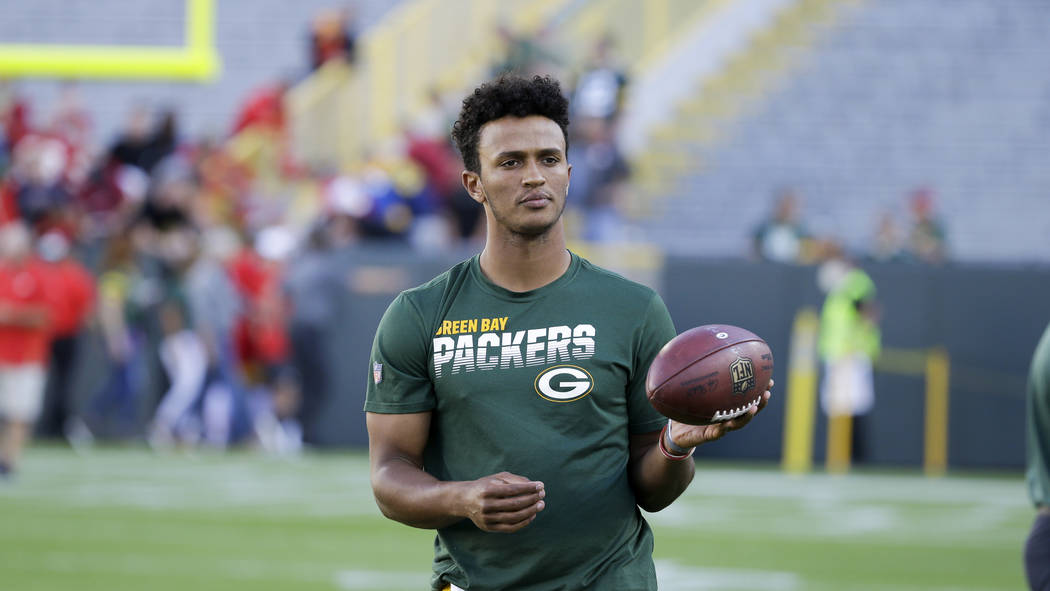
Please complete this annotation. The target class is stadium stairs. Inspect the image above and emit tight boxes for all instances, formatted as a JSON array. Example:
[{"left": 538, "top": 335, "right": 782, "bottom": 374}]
[{"left": 628, "top": 0, "right": 1050, "bottom": 263}]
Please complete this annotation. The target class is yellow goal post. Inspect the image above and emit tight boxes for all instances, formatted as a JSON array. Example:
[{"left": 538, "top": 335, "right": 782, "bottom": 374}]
[{"left": 0, "top": 0, "right": 219, "bottom": 80}]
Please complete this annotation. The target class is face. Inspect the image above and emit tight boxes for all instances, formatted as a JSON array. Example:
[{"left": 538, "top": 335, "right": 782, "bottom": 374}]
[{"left": 464, "top": 115, "right": 571, "bottom": 239}]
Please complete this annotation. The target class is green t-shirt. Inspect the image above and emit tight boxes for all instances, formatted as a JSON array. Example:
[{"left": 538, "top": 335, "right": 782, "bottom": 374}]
[
  {"left": 365, "top": 252, "right": 676, "bottom": 590},
  {"left": 1027, "top": 322, "right": 1050, "bottom": 507}
]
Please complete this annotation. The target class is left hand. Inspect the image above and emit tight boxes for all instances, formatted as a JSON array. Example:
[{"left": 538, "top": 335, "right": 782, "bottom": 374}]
[{"left": 668, "top": 379, "right": 774, "bottom": 449}]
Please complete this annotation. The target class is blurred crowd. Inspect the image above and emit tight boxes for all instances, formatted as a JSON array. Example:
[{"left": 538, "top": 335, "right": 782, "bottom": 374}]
[
  {"left": 0, "top": 9, "right": 641, "bottom": 470},
  {"left": 751, "top": 185, "right": 948, "bottom": 266},
  {"left": 0, "top": 81, "right": 318, "bottom": 464}
]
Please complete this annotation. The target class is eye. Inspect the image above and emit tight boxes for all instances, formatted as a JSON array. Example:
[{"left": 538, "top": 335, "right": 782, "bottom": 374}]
[
  {"left": 499, "top": 159, "right": 520, "bottom": 168},
  {"left": 543, "top": 156, "right": 560, "bottom": 165}
]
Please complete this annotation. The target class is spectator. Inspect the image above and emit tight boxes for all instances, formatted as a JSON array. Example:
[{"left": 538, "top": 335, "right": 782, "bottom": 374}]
[
  {"left": 308, "top": 6, "right": 358, "bottom": 71},
  {"left": 230, "top": 226, "right": 301, "bottom": 451},
  {"left": 76, "top": 156, "right": 150, "bottom": 251},
  {"left": 129, "top": 156, "right": 200, "bottom": 275},
  {"left": 0, "top": 222, "right": 52, "bottom": 476},
  {"left": 148, "top": 299, "right": 208, "bottom": 449},
  {"left": 232, "top": 80, "right": 290, "bottom": 136},
  {"left": 183, "top": 225, "right": 251, "bottom": 448},
  {"left": 566, "top": 116, "right": 630, "bottom": 242},
  {"left": 35, "top": 231, "right": 96, "bottom": 443},
  {"left": 752, "top": 188, "right": 811, "bottom": 263},
  {"left": 79, "top": 236, "right": 150, "bottom": 440},
  {"left": 571, "top": 34, "right": 629, "bottom": 128},
  {"left": 817, "top": 247, "right": 880, "bottom": 467},
  {"left": 228, "top": 226, "right": 293, "bottom": 385},
  {"left": 870, "top": 210, "right": 904, "bottom": 262},
  {"left": 48, "top": 82, "right": 92, "bottom": 155},
  {"left": 490, "top": 22, "right": 562, "bottom": 78},
  {"left": 250, "top": 365, "right": 303, "bottom": 455},
  {"left": 283, "top": 221, "right": 347, "bottom": 445},
  {"left": 904, "top": 186, "right": 947, "bottom": 263},
  {"left": 9, "top": 133, "right": 75, "bottom": 231},
  {"left": 110, "top": 106, "right": 179, "bottom": 175},
  {"left": 0, "top": 82, "right": 31, "bottom": 151}
]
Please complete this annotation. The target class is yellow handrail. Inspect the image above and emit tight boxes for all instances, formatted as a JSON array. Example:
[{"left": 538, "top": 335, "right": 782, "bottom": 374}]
[
  {"left": 780, "top": 306, "right": 953, "bottom": 475},
  {"left": 782, "top": 307, "right": 820, "bottom": 474}
]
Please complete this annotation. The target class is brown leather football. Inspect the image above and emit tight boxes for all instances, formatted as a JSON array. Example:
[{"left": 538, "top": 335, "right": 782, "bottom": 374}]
[{"left": 646, "top": 325, "right": 773, "bottom": 425}]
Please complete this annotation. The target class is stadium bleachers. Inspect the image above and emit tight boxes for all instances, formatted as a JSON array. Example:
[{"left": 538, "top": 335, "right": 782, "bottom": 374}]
[
  {"left": 637, "top": 0, "right": 1050, "bottom": 263},
  {"left": 3, "top": 0, "right": 403, "bottom": 142}
]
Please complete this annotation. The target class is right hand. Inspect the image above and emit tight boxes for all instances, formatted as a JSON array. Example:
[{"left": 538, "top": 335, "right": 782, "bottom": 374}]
[{"left": 461, "top": 472, "right": 545, "bottom": 533}]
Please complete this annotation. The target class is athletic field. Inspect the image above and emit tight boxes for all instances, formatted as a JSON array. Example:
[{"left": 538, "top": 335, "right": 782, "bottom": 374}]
[{"left": 0, "top": 446, "right": 1029, "bottom": 590}]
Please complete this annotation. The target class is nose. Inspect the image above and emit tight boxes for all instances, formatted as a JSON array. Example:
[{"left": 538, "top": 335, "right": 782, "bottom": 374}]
[{"left": 522, "top": 159, "right": 546, "bottom": 188}]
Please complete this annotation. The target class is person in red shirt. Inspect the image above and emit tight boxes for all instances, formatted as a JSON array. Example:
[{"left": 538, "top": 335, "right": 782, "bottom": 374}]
[
  {"left": 231, "top": 81, "right": 290, "bottom": 136},
  {"left": 0, "top": 221, "right": 52, "bottom": 476},
  {"left": 35, "top": 231, "right": 96, "bottom": 442},
  {"left": 227, "top": 227, "right": 292, "bottom": 384}
]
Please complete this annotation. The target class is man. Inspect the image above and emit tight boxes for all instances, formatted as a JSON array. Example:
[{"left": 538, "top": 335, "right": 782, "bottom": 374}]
[
  {"left": 0, "top": 221, "right": 52, "bottom": 477},
  {"left": 1025, "top": 321, "right": 1050, "bottom": 590},
  {"left": 365, "top": 75, "right": 771, "bottom": 590},
  {"left": 817, "top": 247, "right": 879, "bottom": 467},
  {"left": 36, "top": 231, "right": 96, "bottom": 443}
]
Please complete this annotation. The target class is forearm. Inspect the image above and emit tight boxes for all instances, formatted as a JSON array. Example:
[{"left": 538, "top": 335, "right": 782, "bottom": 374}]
[
  {"left": 371, "top": 457, "right": 467, "bottom": 529},
  {"left": 0, "top": 303, "right": 49, "bottom": 328},
  {"left": 629, "top": 433, "right": 695, "bottom": 513}
]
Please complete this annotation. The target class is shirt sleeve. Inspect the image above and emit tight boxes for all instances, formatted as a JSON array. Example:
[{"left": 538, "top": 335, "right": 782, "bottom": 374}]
[
  {"left": 627, "top": 291, "right": 678, "bottom": 434},
  {"left": 364, "top": 292, "right": 437, "bottom": 414},
  {"left": 1027, "top": 322, "right": 1050, "bottom": 506}
]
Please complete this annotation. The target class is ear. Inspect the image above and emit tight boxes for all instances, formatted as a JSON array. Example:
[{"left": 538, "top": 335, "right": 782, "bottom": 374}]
[
  {"left": 463, "top": 170, "right": 486, "bottom": 204},
  {"left": 566, "top": 162, "right": 572, "bottom": 194}
]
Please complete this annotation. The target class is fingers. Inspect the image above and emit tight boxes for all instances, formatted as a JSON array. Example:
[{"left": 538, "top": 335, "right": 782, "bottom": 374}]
[
  {"left": 479, "top": 498, "right": 546, "bottom": 532},
  {"left": 671, "top": 382, "right": 774, "bottom": 447},
  {"left": 489, "top": 475, "right": 545, "bottom": 498},
  {"left": 468, "top": 473, "right": 546, "bottom": 533}
]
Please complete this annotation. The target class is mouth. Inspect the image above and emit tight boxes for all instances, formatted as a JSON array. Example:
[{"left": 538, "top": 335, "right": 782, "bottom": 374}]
[{"left": 519, "top": 192, "right": 553, "bottom": 207}]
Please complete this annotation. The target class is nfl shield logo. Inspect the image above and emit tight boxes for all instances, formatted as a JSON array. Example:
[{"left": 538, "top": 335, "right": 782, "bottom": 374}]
[{"left": 373, "top": 362, "right": 383, "bottom": 384}]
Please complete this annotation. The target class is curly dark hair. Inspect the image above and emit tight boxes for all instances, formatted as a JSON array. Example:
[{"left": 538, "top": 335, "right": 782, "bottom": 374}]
[{"left": 451, "top": 75, "right": 570, "bottom": 174}]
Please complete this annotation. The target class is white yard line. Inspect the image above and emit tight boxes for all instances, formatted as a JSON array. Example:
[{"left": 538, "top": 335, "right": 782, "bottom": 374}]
[
  {"left": 656, "top": 560, "right": 801, "bottom": 590},
  {"left": 334, "top": 570, "right": 430, "bottom": 590}
]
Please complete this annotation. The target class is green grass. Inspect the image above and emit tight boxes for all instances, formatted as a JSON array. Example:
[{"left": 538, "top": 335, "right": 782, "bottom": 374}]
[{"left": 0, "top": 446, "right": 1030, "bottom": 590}]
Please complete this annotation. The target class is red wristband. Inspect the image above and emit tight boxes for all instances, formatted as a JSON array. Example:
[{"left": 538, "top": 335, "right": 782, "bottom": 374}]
[{"left": 659, "top": 422, "right": 694, "bottom": 461}]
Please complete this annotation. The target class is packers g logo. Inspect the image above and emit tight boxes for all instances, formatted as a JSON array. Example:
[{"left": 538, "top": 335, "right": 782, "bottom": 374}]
[{"left": 534, "top": 365, "right": 594, "bottom": 402}]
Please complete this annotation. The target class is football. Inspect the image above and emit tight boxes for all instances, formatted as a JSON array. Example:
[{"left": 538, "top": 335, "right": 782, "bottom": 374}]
[{"left": 646, "top": 324, "right": 774, "bottom": 425}]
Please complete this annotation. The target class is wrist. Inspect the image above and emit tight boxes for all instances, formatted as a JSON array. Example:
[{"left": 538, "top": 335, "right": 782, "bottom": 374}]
[{"left": 659, "top": 421, "right": 695, "bottom": 460}]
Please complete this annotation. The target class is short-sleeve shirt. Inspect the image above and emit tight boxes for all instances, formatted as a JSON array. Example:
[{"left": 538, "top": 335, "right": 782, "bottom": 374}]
[
  {"left": 0, "top": 260, "right": 52, "bottom": 364},
  {"left": 1027, "top": 321, "right": 1050, "bottom": 507},
  {"left": 365, "top": 252, "right": 676, "bottom": 590}
]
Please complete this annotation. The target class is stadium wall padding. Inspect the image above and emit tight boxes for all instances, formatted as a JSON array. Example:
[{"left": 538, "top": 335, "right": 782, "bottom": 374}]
[{"left": 70, "top": 250, "right": 1048, "bottom": 471}]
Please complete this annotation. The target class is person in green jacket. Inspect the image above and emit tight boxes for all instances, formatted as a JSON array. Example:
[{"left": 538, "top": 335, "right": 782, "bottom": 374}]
[{"left": 818, "top": 251, "right": 880, "bottom": 463}]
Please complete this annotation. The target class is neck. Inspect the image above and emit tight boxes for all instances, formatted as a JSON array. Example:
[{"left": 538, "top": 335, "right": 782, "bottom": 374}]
[{"left": 479, "top": 223, "right": 570, "bottom": 292}]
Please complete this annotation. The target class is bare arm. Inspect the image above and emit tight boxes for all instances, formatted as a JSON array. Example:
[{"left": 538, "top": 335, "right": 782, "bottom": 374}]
[
  {"left": 366, "top": 411, "right": 546, "bottom": 532},
  {"left": 628, "top": 381, "right": 774, "bottom": 512},
  {"left": 0, "top": 302, "right": 49, "bottom": 328},
  {"left": 627, "top": 428, "right": 695, "bottom": 513}
]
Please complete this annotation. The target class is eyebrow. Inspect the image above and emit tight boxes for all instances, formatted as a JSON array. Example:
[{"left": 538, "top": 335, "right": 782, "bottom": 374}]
[{"left": 492, "top": 148, "right": 564, "bottom": 160}]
